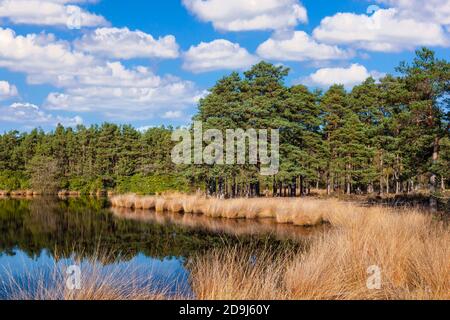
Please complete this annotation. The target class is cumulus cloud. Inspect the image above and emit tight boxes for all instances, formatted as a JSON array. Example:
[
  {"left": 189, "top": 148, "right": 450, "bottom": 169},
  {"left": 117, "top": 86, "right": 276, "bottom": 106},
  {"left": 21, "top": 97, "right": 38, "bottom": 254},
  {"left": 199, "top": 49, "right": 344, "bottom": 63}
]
[
  {"left": 162, "top": 110, "right": 184, "bottom": 119},
  {"left": 0, "top": 28, "right": 97, "bottom": 83},
  {"left": 74, "top": 27, "right": 179, "bottom": 59},
  {"left": 313, "top": 8, "right": 449, "bottom": 52},
  {"left": 0, "top": 0, "right": 108, "bottom": 27},
  {"left": 42, "top": 61, "right": 204, "bottom": 119},
  {"left": 183, "top": 39, "right": 259, "bottom": 73},
  {"left": 0, "top": 80, "right": 18, "bottom": 99},
  {"left": 0, "top": 102, "right": 83, "bottom": 127},
  {"left": 44, "top": 76, "right": 202, "bottom": 120},
  {"left": 182, "top": 0, "right": 307, "bottom": 31},
  {"left": 377, "top": 0, "right": 450, "bottom": 26},
  {"left": 256, "top": 31, "right": 354, "bottom": 62},
  {"left": 300, "top": 64, "right": 385, "bottom": 89},
  {"left": 0, "top": 27, "right": 202, "bottom": 120}
]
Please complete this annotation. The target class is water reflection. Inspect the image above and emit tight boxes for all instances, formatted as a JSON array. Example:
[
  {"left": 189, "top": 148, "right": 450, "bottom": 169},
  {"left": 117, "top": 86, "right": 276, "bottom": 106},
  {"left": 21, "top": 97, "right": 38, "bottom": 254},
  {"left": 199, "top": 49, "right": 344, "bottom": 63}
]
[
  {"left": 0, "top": 249, "right": 190, "bottom": 299},
  {"left": 111, "top": 207, "right": 322, "bottom": 243},
  {"left": 0, "top": 197, "right": 318, "bottom": 299}
]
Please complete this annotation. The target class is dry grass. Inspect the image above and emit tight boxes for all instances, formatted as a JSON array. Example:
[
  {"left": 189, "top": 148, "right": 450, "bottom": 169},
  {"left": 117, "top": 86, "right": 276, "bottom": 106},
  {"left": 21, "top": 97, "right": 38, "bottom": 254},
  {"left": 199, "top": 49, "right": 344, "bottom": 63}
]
[
  {"left": 284, "top": 210, "right": 450, "bottom": 300},
  {"left": 187, "top": 208, "right": 450, "bottom": 300},
  {"left": 109, "top": 194, "right": 449, "bottom": 300},
  {"left": 110, "top": 194, "right": 334, "bottom": 227},
  {"left": 109, "top": 194, "right": 446, "bottom": 230},
  {"left": 155, "top": 198, "right": 167, "bottom": 212},
  {"left": 188, "top": 247, "right": 290, "bottom": 300}
]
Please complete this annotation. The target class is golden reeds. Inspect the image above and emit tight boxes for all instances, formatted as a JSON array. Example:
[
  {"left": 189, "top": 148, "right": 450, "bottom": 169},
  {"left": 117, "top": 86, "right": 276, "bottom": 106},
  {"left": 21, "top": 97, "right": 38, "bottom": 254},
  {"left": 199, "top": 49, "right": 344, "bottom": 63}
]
[
  {"left": 109, "top": 194, "right": 335, "bottom": 227},
  {"left": 155, "top": 198, "right": 167, "bottom": 212},
  {"left": 108, "top": 194, "right": 449, "bottom": 300},
  {"left": 187, "top": 208, "right": 450, "bottom": 300},
  {"left": 188, "top": 247, "right": 290, "bottom": 300}
]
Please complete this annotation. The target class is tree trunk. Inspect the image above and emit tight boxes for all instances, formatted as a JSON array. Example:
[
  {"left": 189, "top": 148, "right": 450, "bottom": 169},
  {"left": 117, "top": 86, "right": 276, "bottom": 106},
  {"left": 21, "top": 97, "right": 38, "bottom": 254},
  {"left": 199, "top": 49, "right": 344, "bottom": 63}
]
[
  {"left": 346, "top": 163, "right": 351, "bottom": 195},
  {"left": 299, "top": 176, "right": 304, "bottom": 197},
  {"left": 386, "top": 174, "right": 390, "bottom": 194},
  {"left": 291, "top": 178, "right": 297, "bottom": 197},
  {"left": 272, "top": 177, "right": 277, "bottom": 197},
  {"left": 326, "top": 172, "right": 331, "bottom": 195},
  {"left": 379, "top": 155, "right": 384, "bottom": 196},
  {"left": 430, "top": 137, "right": 440, "bottom": 212}
]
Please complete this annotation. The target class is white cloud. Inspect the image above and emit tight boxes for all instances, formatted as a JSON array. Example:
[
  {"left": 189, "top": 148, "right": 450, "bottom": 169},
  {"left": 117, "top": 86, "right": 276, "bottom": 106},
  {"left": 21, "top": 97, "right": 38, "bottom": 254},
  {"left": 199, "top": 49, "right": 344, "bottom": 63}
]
[
  {"left": 377, "top": 0, "right": 450, "bottom": 26},
  {"left": 74, "top": 27, "right": 179, "bottom": 59},
  {"left": 43, "top": 62, "right": 204, "bottom": 120},
  {"left": 45, "top": 62, "right": 202, "bottom": 119},
  {"left": 0, "top": 80, "right": 18, "bottom": 99},
  {"left": 182, "top": 0, "right": 307, "bottom": 31},
  {"left": 313, "top": 8, "right": 449, "bottom": 52},
  {"left": 0, "top": 28, "right": 97, "bottom": 82},
  {"left": 183, "top": 39, "right": 259, "bottom": 73},
  {"left": 0, "top": 102, "right": 83, "bottom": 127},
  {"left": 137, "top": 125, "right": 156, "bottom": 132},
  {"left": 301, "top": 64, "right": 385, "bottom": 89},
  {"left": 256, "top": 31, "right": 354, "bottom": 62},
  {"left": 0, "top": 0, "right": 108, "bottom": 27},
  {"left": 0, "top": 28, "right": 202, "bottom": 120},
  {"left": 162, "top": 110, "right": 184, "bottom": 119},
  {"left": 44, "top": 75, "right": 202, "bottom": 120}
]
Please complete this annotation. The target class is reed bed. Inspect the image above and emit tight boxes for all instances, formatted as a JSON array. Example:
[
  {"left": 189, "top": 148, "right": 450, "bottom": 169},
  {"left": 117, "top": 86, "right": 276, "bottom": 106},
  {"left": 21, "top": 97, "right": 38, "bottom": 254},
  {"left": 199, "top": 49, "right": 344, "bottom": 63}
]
[
  {"left": 188, "top": 247, "right": 291, "bottom": 300},
  {"left": 188, "top": 209, "right": 450, "bottom": 300},
  {"left": 110, "top": 194, "right": 337, "bottom": 227},
  {"left": 109, "top": 194, "right": 449, "bottom": 300},
  {"left": 110, "top": 194, "right": 387, "bottom": 228}
]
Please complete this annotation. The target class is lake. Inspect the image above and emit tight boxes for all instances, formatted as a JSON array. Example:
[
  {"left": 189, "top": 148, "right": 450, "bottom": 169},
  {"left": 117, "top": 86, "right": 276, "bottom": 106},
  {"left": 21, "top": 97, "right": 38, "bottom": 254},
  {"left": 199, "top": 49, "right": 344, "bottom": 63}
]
[{"left": 0, "top": 197, "right": 317, "bottom": 299}]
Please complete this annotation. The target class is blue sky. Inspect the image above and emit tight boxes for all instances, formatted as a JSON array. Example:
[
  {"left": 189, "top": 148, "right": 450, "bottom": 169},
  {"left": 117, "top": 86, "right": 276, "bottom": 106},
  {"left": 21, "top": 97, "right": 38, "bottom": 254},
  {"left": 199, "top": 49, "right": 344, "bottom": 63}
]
[{"left": 0, "top": 0, "right": 449, "bottom": 131}]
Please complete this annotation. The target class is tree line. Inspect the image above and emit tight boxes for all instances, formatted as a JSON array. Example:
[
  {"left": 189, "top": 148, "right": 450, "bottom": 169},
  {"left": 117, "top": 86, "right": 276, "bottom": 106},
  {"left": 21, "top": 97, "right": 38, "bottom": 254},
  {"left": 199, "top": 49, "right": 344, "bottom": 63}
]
[{"left": 0, "top": 48, "right": 449, "bottom": 200}]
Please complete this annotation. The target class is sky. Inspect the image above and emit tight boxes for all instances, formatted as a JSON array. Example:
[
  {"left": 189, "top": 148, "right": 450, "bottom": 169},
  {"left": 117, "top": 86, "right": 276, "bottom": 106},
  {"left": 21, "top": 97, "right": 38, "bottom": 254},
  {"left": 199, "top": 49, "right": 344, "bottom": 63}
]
[{"left": 0, "top": 0, "right": 449, "bottom": 132}]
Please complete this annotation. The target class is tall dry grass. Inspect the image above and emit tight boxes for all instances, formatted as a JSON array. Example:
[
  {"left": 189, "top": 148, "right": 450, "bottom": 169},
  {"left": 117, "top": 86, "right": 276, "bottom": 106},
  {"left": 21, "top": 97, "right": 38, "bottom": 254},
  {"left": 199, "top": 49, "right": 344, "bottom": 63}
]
[
  {"left": 110, "top": 194, "right": 338, "bottom": 227},
  {"left": 109, "top": 194, "right": 449, "bottom": 300},
  {"left": 285, "top": 210, "right": 449, "bottom": 299},
  {"left": 188, "top": 247, "right": 291, "bottom": 300},
  {"left": 187, "top": 208, "right": 450, "bottom": 300}
]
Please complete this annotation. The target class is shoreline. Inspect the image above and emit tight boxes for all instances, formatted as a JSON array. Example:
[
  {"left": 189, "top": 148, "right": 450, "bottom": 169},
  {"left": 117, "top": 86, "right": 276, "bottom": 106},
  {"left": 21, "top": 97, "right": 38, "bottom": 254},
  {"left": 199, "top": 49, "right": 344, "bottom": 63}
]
[
  {"left": 109, "top": 193, "right": 448, "bottom": 228},
  {"left": 0, "top": 190, "right": 114, "bottom": 197},
  {"left": 2, "top": 190, "right": 448, "bottom": 212}
]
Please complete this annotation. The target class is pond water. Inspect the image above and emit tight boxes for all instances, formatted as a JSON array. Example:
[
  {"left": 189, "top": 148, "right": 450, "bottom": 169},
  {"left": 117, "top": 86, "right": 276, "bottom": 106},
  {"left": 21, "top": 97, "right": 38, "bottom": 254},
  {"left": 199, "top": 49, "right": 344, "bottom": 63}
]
[{"left": 0, "top": 197, "right": 318, "bottom": 299}]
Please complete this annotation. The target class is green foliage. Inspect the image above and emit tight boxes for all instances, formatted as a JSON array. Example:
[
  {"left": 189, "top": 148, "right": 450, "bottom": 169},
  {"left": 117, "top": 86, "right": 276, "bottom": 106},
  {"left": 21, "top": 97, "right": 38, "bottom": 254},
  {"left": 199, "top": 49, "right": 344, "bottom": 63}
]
[
  {"left": 26, "top": 155, "right": 60, "bottom": 194},
  {"left": 0, "top": 48, "right": 448, "bottom": 196},
  {"left": 0, "top": 171, "right": 29, "bottom": 190},
  {"left": 116, "top": 174, "right": 190, "bottom": 195}
]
